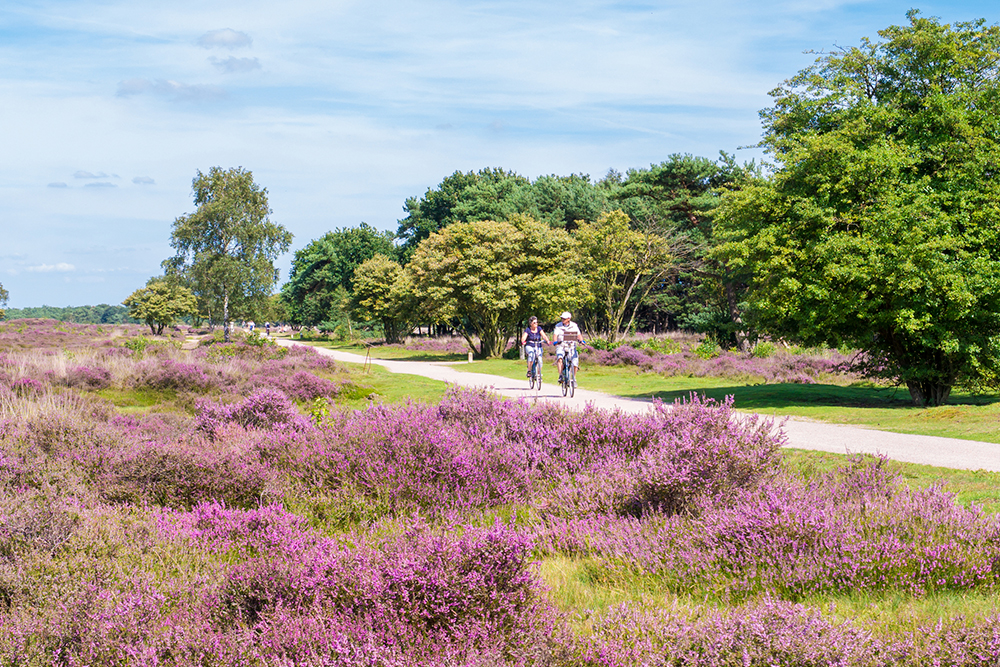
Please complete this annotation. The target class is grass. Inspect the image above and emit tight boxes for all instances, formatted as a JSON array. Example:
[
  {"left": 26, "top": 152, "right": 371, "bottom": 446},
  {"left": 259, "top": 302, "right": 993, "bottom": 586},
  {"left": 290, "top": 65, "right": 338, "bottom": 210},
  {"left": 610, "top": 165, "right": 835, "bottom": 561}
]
[
  {"left": 450, "top": 356, "right": 1000, "bottom": 444},
  {"left": 333, "top": 362, "right": 449, "bottom": 408}
]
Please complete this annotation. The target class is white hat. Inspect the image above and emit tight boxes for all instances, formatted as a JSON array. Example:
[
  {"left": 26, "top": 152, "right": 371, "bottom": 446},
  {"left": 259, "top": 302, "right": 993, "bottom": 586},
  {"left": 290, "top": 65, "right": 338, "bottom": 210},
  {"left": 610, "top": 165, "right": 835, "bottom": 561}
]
[{"left": 560, "top": 311, "right": 571, "bottom": 319}]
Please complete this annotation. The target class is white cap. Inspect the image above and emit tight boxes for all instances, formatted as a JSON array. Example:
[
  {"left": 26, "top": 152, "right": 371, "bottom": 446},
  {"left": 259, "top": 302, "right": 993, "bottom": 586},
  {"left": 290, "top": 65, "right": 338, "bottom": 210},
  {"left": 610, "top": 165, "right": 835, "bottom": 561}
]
[{"left": 560, "top": 311, "right": 571, "bottom": 320}]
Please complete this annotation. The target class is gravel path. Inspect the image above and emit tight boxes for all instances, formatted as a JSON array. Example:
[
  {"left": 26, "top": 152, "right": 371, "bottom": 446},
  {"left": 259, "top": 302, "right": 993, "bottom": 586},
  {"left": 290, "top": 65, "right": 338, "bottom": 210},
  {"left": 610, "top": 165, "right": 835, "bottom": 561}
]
[{"left": 280, "top": 341, "right": 1000, "bottom": 472}]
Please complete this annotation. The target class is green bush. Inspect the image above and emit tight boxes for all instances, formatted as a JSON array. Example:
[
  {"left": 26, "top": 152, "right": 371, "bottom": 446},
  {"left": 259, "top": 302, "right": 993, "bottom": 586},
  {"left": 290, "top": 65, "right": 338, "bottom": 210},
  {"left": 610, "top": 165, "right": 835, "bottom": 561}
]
[
  {"left": 752, "top": 341, "right": 777, "bottom": 358},
  {"left": 693, "top": 339, "right": 720, "bottom": 360}
]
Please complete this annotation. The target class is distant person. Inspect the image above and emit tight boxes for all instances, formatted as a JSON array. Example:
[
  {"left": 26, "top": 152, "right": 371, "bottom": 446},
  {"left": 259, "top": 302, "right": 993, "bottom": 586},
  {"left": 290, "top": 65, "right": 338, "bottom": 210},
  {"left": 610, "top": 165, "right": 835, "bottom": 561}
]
[
  {"left": 248, "top": 320, "right": 255, "bottom": 332},
  {"left": 521, "top": 316, "right": 550, "bottom": 378},
  {"left": 264, "top": 322, "right": 271, "bottom": 336}
]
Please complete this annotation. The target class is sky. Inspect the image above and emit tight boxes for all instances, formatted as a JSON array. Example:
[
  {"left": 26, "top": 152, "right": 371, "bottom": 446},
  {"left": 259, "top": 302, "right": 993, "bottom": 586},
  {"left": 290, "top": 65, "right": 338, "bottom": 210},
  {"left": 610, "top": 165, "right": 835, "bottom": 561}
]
[{"left": 1, "top": 0, "right": 996, "bottom": 308}]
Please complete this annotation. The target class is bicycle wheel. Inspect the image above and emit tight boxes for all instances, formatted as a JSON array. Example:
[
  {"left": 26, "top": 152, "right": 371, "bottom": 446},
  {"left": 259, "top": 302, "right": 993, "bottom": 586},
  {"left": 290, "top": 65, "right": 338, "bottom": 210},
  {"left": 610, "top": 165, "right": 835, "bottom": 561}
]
[
  {"left": 533, "top": 359, "right": 542, "bottom": 393},
  {"left": 528, "top": 359, "right": 535, "bottom": 389},
  {"left": 560, "top": 365, "right": 568, "bottom": 396},
  {"left": 569, "top": 365, "right": 576, "bottom": 397}
]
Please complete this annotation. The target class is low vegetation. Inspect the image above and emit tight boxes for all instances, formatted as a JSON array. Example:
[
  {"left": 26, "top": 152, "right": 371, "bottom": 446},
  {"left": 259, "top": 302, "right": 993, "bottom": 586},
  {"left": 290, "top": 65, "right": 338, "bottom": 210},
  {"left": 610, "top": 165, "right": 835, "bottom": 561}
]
[{"left": 0, "top": 320, "right": 999, "bottom": 664}]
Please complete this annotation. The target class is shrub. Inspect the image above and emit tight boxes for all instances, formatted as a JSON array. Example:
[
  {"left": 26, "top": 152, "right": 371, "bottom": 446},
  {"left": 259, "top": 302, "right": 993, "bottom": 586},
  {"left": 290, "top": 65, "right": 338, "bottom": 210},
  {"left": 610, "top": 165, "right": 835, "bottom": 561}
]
[{"left": 65, "top": 365, "right": 112, "bottom": 390}]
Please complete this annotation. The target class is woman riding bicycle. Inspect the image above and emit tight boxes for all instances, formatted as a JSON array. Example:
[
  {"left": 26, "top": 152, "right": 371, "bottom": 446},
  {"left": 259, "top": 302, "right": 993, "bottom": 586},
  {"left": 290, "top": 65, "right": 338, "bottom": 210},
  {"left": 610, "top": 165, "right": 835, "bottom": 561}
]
[{"left": 521, "top": 316, "right": 550, "bottom": 378}]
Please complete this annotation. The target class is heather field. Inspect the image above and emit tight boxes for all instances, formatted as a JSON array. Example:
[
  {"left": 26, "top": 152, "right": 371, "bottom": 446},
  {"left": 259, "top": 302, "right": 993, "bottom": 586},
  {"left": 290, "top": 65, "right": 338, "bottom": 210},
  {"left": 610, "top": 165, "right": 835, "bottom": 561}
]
[{"left": 2, "top": 320, "right": 1000, "bottom": 665}]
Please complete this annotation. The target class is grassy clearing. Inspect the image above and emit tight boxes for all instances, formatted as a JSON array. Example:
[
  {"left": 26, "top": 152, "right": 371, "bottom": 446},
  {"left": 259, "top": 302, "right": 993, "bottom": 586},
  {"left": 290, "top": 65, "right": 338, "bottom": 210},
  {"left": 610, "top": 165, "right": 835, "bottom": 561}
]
[{"left": 332, "top": 362, "right": 449, "bottom": 408}]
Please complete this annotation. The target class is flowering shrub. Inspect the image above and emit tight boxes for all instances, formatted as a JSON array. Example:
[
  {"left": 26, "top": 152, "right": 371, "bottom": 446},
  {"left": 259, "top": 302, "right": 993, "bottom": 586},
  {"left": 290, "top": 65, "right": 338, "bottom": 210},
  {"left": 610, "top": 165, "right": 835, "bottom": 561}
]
[
  {"left": 0, "top": 323, "right": 998, "bottom": 665},
  {"left": 195, "top": 388, "right": 311, "bottom": 438},
  {"left": 135, "top": 359, "right": 216, "bottom": 391},
  {"left": 586, "top": 344, "right": 858, "bottom": 384},
  {"left": 65, "top": 364, "right": 112, "bottom": 389}
]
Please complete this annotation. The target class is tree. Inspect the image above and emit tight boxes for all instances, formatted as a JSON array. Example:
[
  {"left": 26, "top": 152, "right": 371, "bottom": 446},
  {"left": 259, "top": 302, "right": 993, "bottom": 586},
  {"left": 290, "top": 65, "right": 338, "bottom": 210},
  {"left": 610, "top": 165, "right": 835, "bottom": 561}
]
[
  {"left": 397, "top": 168, "right": 533, "bottom": 262},
  {"left": 123, "top": 277, "right": 197, "bottom": 335},
  {"left": 0, "top": 282, "right": 7, "bottom": 320},
  {"left": 611, "top": 153, "right": 756, "bottom": 344},
  {"left": 395, "top": 169, "right": 610, "bottom": 262},
  {"left": 351, "top": 254, "right": 416, "bottom": 344},
  {"left": 575, "top": 211, "right": 674, "bottom": 344},
  {"left": 164, "top": 167, "right": 292, "bottom": 341},
  {"left": 280, "top": 223, "right": 394, "bottom": 327},
  {"left": 714, "top": 12, "right": 1000, "bottom": 406},
  {"left": 408, "top": 216, "right": 586, "bottom": 358}
]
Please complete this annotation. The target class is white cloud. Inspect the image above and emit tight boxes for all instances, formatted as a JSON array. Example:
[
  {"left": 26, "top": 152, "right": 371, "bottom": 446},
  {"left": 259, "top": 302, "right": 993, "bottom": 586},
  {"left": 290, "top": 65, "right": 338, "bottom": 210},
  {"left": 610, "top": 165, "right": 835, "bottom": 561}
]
[
  {"left": 132, "top": 176, "right": 156, "bottom": 185},
  {"left": 74, "top": 170, "right": 109, "bottom": 179},
  {"left": 26, "top": 263, "right": 75, "bottom": 273},
  {"left": 210, "top": 56, "right": 262, "bottom": 73},
  {"left": 197, "top": 29, "right": 252, "bottom": 49},
  {"left": 116, "top": 78, "right": 227, "bottom": 102}
]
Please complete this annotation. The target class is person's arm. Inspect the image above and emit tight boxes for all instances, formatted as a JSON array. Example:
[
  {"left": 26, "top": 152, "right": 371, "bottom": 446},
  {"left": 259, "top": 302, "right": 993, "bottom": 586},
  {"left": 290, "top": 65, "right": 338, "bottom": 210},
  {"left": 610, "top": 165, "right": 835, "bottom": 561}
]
[
  {"left": 542, "top": 331, "right": 550, "bottom": 344},
  {"left": 521, "top": 330, "right": 528, "bottom": 345}
]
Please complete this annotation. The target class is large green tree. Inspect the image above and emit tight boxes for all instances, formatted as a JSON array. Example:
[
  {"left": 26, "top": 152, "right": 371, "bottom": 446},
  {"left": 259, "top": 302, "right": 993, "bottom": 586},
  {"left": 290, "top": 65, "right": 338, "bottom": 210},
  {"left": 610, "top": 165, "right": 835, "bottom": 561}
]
[
  {"left": 351, "top": 254, "right": 416, "bottom": 344},
  {"left": 715, "top": 12, "right": 1000, "bottom": 406},
  {"left": 408, "top": 216, "right": 586, "bottom": 358},
  {"left": 575, "top": 210, "right": 673, "bottom": 345},
  {"left": 281, "top": 223, "right": 394, "bottom": 327},
  {"left": 0, "top": 282, "right": 7, "bottom": 320},
  {"left": 164, "top": 167, "right": 292, "bottom": 341},
  {"left": 123, "top": 277, "right": 197, "bottom": 335}
]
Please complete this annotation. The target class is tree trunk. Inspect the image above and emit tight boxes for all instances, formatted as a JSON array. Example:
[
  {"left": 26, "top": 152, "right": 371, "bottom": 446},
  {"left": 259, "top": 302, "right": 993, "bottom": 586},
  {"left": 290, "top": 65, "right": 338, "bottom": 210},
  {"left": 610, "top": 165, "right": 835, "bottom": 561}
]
[
  {"left": 725, "top": 280, "right": 749, "bottom": 354},
  {"left": 906, "top": 379, "right": 952, "bottom": 407},
  {"left": 223, "top": 291, "right": 231, "bottom": 343}
]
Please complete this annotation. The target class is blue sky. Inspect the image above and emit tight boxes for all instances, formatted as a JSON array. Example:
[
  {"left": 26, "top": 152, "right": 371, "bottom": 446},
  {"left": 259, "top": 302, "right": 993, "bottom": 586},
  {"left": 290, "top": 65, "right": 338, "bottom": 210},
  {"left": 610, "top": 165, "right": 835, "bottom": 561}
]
[{"left": 1, "top": 0, "right": 996, "bottom": 307}]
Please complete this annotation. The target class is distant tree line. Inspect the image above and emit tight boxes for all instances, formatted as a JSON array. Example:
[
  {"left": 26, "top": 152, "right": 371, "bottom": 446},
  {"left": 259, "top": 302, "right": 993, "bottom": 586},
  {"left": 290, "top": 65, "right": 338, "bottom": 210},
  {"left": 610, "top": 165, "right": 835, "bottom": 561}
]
[{"left": 1, "top": 304, "right": 135, "bottom": 325}]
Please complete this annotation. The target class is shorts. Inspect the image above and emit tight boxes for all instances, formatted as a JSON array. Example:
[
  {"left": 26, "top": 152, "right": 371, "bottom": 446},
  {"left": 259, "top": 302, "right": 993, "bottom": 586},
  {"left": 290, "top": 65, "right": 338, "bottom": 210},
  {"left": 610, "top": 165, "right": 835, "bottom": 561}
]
[
  {"left": 525, "top": 345, "right": 543, "bottom": 363},
  {"left": 556, "top": 345, "right": 579, "bottom": 367}
]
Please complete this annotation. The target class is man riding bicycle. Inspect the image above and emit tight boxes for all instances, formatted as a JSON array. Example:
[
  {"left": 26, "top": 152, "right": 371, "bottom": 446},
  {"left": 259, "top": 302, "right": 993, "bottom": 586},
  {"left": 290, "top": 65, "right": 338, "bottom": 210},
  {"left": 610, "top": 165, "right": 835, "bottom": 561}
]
[
  {"left": 553, "top": 311, "right": 585, "bottom": 380},
  {"left": 521, "top": 316, "right": 550, "bottom": 378}
]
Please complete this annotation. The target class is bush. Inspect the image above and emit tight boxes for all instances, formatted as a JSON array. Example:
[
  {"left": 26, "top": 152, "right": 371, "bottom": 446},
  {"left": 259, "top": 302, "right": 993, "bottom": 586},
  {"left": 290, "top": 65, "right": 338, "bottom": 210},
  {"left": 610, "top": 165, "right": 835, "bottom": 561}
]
[{"left": 65, "top": 365, "right": 112, "bottom": 390}]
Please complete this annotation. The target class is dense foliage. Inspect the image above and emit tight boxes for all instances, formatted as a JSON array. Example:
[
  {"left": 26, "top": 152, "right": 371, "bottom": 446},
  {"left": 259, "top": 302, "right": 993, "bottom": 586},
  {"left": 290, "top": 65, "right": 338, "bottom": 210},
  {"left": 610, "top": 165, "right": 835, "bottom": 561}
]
[
  {"left": 716, "top": 12, "right": 1000, "bottom": 406},
  {"left": 123, "top": 277, "right": 198, "bottom": 335},
  {"left": 280, "top": 223, "right": 395, "bottom": 328}
]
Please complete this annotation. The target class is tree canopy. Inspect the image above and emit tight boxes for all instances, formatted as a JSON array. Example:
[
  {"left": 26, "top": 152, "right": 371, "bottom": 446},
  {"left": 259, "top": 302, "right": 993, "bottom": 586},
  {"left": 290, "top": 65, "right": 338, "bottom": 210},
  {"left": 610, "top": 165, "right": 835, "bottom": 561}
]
[
  {"left": 396, "top": 168, "right": 609, "bottom": 262},
  {"left": 407, "top": 216, "right": 586, "bottom": 358},
  {"left": 123, "top": 277, "right": 198, "bottom": 335},
  {"left": 164, "top": 167, "right": 292, "bottom": 340},
  {"left": 351, "top": 254, "right": 415, "bottom": 344},
  {"left": 281, "top": 223, "right": 394, "bottom": 327},
  {"left": 0, "top": 283, "right": 7, "bottom": 320},
  {"left": 715, "top": 11, "right": 1000, "bottom": 406}
]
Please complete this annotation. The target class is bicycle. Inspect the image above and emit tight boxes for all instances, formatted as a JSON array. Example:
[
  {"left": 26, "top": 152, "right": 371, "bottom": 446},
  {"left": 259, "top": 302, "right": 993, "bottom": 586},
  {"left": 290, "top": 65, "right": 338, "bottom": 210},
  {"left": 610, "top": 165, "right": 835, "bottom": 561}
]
[
  {"left": 556, "top": 340, "right": 578, "bottom": 397},
  {"left": 525, "top": 343, "right": 543, "bottom": 391}
]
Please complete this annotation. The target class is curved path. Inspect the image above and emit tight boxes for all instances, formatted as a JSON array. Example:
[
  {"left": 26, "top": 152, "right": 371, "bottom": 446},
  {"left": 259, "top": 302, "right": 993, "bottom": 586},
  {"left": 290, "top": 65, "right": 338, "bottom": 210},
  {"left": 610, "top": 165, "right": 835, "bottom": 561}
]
[{"left": 279, "top": 341, "right": 1000, "bottom": 472}]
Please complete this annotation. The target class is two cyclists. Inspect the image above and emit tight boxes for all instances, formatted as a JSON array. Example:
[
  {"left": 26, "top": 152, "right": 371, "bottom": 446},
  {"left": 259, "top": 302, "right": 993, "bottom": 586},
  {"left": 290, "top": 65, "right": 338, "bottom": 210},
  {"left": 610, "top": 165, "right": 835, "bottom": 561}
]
[{"left": 521, "top": 311, "right": 586, "bottom": 394}]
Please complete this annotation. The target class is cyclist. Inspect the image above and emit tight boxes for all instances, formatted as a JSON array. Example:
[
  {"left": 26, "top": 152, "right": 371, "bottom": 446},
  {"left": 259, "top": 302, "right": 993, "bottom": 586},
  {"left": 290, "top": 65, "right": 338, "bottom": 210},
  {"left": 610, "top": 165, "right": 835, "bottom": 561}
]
[
  {"left": 553, "top": 311, "right": 586, "bottom": 381},
  {"left": 521, "top": 316, "right": 550, "bottom": 378}
]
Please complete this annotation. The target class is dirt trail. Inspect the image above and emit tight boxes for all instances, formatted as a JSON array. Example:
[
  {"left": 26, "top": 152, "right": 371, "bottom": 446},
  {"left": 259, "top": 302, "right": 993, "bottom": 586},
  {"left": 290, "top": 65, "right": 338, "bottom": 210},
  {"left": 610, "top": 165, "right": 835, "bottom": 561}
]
[{"left": 278, "top": 340, "right": 1000, "bottom": 473}]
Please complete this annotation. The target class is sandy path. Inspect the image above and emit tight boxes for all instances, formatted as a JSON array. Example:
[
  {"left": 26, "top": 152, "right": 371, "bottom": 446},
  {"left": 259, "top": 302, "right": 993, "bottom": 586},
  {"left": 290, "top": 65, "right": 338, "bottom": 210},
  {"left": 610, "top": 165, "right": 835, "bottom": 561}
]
[{"left": 279, "top": 340, "right": 1000, "bottom": 473}]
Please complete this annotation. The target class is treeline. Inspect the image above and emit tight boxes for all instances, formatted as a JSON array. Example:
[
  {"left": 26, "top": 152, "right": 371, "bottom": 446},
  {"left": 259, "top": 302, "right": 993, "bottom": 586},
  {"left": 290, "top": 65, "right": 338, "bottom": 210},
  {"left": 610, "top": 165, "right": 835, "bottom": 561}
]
[
  {"left": 1, "top": 304, "right": 136, "bottom": 325},
  {"left": 281, "top": 154, "right": 753, "bottom": 357}
]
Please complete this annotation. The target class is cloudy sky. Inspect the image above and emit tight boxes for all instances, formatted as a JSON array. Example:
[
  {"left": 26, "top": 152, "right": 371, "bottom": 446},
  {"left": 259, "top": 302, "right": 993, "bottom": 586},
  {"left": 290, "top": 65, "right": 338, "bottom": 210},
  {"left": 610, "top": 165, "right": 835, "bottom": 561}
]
[{"left": 1, "top": 0, "right": 995, "bottom": 307}]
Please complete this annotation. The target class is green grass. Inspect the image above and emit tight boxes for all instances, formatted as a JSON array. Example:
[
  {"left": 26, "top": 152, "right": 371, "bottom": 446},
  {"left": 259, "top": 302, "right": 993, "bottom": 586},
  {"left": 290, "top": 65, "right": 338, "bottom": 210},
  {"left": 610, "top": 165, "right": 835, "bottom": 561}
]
[
  {"left": 96, "top": 387, "right": 178, "bottom": 412},
  {"left": 303, "top": 340, "right": 468, "bottom": 363},
  {"left": 332, "top": 362, "right": 449, "bottom": 409},
  {"left": 452, "top": 357, "right": 1000, "bottom": 443}
]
